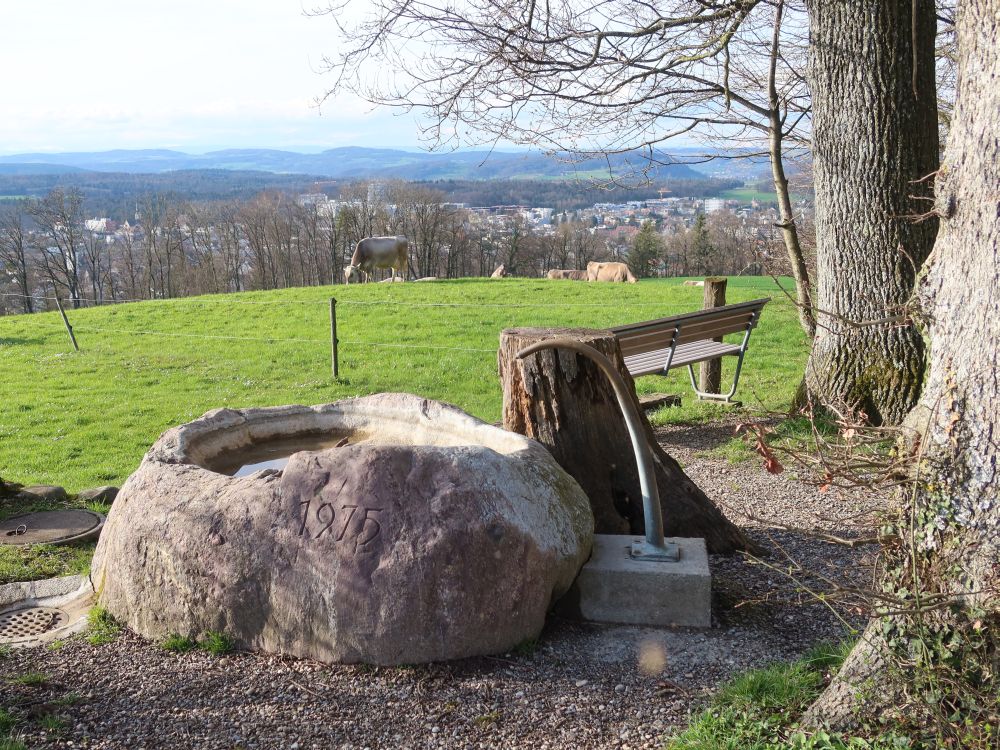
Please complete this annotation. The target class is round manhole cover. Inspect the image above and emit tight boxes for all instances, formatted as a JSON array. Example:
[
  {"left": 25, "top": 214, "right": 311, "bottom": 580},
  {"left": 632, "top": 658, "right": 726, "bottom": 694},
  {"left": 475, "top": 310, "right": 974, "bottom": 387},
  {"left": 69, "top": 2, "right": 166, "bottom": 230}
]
[
  {"left": 0, "top": 509, "right": 105, "bottom": 546},
  {"left": 0, "top": 606, "right": 69, "bottom": 644}
]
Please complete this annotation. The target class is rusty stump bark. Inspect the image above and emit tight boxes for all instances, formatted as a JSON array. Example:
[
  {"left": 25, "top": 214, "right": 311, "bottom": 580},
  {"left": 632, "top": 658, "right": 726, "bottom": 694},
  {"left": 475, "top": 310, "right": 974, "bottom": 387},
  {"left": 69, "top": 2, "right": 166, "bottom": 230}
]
[{"left": 499, "top": 327, "right": 754, "bottom": 554}]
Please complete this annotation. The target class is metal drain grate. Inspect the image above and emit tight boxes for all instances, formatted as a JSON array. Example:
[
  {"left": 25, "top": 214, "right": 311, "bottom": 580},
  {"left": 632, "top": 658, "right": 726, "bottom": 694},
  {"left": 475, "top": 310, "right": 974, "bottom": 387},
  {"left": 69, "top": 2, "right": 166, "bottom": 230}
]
[{"left": 0, "top": 606, "right": 69, "bottom": 643}]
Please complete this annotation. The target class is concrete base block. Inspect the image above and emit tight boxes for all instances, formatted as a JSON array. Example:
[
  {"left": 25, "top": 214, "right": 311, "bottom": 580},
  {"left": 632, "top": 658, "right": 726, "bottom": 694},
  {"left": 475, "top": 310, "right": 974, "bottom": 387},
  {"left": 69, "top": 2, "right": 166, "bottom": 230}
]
[{"left": 561, "top": 534, "right": 711, "bottom": 628}]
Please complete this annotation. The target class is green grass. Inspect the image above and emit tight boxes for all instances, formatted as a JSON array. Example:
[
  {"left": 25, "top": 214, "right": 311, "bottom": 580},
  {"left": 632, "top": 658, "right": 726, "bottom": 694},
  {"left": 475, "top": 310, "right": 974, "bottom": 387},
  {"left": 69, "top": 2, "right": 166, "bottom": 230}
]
[
  {"left": 700, "top": 414, "right": 839, "bottom": 465},
  {"left": 0, "top": 543, "right": 93, "bottom": 586},
  {"left": 0, "top": 276, "right": 807, "bottom": 492},
  {"left": 82, "top": 499, "right": 114, "bottom": 516},
  {"left": 512, "top": 637, "right": 539, "bottom": 657},
  {"left": 7, "top": 672, "right": 47, "bottom": 687},
  {"left": 160, "top": 634, "right": 197, "bottom": 652},
  {"left": 86, "top": 606, "right": 122, "bottom": 645},
  {"left": 701, "top": 437, "right": 757, "bottom": 465},
  {"left": 719, "top": 187, "right": 777, "bottom": 201},
  {"left": 37, "top": 714, "right": 65, "bottom": 733},
  {"left": 0, "top": 710, "right": 16, "bottom": 736},
  {"left": 197, "top": 631, "right": 234, "bottom": 656},
  {"left": 0, "top": 277, "right": 808, "bottom": 580},
  {"left": 665, "top": 642, "right": 915, "bottom": 750}
]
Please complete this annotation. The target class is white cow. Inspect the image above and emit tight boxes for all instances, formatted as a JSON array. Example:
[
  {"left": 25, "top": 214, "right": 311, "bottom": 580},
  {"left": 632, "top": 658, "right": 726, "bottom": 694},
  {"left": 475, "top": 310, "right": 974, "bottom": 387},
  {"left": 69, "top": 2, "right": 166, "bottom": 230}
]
[
  {"left": 586, "top": 261, "right": 638, "bottom": 283},
  {"left": 344, "top": 236, "right": 409, "bottom": 284}
]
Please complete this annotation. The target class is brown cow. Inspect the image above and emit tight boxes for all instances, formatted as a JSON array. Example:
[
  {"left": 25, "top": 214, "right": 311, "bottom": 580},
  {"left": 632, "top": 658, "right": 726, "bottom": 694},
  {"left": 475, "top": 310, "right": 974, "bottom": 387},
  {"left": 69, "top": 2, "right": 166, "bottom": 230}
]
[
  {"left": 586, "top": 261, "right": 638, "bottom": 283},
  {"left": 546, "top": 269, "right": 587, "bottom": 280}
]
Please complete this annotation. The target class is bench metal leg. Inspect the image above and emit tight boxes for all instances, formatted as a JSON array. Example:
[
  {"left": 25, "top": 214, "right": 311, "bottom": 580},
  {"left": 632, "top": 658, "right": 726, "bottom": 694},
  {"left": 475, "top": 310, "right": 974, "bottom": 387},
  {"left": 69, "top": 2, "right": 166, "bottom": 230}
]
[{"left": 686, "top": 351, "right": 747, "bottom": 404}]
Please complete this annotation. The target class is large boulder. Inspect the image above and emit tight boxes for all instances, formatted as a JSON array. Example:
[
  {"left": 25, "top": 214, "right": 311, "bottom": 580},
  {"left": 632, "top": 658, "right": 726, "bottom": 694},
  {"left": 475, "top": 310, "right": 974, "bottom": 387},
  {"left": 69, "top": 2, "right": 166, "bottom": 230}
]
[{"left": 91, "top": 394, "right": 593, "bottom": 664}]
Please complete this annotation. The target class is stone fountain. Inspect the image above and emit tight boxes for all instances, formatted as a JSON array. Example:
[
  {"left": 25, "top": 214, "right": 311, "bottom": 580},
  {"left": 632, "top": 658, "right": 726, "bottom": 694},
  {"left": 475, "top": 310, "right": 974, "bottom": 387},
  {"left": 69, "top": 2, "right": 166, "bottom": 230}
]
[{"left": 91, "top": 394, "right": 593, "bottom": 664}]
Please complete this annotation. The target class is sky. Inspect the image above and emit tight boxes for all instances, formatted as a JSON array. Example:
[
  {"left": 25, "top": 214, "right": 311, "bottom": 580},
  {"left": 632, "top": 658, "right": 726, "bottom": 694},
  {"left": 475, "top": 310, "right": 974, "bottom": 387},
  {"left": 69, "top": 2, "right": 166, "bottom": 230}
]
[{"left": 0, "top": 0, "right": 429, "bottom": 155}]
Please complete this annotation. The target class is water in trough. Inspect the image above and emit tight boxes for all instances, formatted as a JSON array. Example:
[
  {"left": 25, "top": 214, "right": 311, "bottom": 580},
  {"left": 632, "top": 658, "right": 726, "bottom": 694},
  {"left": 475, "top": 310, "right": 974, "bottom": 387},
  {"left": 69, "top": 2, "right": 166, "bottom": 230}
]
[{"left": 204, "top": 431, "right": 369, "bottom": 477}]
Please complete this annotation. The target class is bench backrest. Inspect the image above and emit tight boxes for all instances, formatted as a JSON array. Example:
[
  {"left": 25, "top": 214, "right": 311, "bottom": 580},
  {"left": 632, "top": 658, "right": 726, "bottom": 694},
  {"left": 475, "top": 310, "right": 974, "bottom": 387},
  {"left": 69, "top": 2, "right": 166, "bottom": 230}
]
[{"left": 611, "top": 298, "right": 770, "bottom": 357}]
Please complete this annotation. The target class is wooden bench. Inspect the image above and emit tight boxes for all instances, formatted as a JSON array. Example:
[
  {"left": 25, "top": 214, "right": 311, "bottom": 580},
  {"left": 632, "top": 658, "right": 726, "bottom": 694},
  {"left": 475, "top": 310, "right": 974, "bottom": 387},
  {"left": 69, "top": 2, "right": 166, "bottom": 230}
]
[{"left": 610, "top": 298, "right": 770, "bottom": 403}]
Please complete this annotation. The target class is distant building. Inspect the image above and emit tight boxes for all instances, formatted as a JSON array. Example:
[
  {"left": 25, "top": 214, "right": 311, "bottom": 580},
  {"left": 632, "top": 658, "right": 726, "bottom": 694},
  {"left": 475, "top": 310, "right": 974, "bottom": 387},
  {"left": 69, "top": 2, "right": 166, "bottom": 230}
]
[
  {"left": 704, "top": 199, "right": 725, "bottom": 214},
  {"left": 297, "top": 193, "right": 329, "bottom": 206}
]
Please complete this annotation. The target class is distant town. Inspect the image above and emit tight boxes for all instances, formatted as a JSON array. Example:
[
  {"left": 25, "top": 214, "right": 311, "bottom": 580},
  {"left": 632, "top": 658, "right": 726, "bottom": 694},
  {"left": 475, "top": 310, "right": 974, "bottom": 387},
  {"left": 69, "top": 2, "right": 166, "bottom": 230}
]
[{"left": 0, "top": 178, "right": 809, "bottom": 315}]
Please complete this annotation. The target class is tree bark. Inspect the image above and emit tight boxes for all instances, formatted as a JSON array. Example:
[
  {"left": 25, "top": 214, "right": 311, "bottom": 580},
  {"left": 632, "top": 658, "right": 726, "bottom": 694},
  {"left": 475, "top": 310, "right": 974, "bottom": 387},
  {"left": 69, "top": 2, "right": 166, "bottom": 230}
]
[
  {"left": 699, "top": 277, "right": 727, "bottom": 394},
  {"left": 805, "top": 1, "right": 999, "bottom": 731},
  {"left": 498, "top": 327, "right": 755, "bottom": 555},
  {"left": 803, "top": 0, "right": 939, "bottom": 425}
]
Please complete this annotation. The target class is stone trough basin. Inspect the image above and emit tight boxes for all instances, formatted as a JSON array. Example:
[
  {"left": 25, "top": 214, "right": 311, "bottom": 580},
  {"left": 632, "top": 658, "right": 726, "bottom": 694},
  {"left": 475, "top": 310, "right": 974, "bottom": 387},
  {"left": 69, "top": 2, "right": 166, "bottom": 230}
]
[{"left": 92, "top": 394, "right": 593, "bottom": 664}]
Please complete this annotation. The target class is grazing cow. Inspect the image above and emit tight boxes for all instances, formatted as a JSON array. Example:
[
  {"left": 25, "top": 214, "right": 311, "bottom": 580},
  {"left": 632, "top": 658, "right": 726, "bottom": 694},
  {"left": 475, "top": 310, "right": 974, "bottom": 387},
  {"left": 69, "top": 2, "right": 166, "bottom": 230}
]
[
  {"left": 586, "top": 261, "right": 638, "bottom": 283},
  {"left": 546, "top": 269, "right": 587, "bottom": 280},
  {"left": 491, "top": 264, "right": 508, "bottom": 278},
  {"left": 344, "top": 236, "right": 408, "bottom": 284}
]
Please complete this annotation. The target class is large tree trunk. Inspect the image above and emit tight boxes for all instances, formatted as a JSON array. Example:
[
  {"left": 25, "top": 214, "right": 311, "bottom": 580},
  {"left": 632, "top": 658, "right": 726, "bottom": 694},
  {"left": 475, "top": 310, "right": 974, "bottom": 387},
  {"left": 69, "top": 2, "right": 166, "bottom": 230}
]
[
  {"left": 803, "top": 0, "right": 939, "bottom": 425},
  {"left": 498, "top": 327, "right": 754, "bottom": 555},
  {"left": 805, "top": 1, "right": 999, "bottom": 732}
]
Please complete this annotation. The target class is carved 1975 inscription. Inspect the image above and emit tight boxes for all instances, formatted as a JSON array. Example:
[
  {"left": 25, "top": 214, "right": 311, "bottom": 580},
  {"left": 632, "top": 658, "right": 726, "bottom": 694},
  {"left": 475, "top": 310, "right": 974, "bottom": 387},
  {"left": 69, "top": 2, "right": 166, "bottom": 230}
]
[{"left": 297, "top": 498, "right": 383, "bottom": 551}]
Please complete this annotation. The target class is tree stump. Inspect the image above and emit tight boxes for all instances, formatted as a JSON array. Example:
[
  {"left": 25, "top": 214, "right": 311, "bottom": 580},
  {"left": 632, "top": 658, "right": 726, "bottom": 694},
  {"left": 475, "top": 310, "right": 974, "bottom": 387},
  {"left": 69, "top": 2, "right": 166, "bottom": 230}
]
[
  {"left": 498, "top": 327, "right": 754, "bottom": 554},
  {"left": 699, "top": 277, "right": 728, "bottom": 394}
]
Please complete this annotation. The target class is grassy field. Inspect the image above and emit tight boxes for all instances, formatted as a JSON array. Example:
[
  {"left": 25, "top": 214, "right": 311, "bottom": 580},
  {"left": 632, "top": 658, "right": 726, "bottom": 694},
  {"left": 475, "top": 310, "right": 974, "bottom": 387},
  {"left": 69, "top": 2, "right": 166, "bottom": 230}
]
[
  {"left": 0, "top": 276, "right": 807, "bottom": 494},
  {"left": 719, "top": 186, "right": 777, "bottom": 201}
]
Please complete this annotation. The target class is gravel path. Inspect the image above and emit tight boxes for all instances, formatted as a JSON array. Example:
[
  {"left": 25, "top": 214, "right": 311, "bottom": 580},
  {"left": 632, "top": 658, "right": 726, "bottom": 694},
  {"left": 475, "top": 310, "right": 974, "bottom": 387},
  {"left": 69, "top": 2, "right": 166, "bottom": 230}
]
[{"left": 2, "top": 420, "right": 889, "bottom": 750}]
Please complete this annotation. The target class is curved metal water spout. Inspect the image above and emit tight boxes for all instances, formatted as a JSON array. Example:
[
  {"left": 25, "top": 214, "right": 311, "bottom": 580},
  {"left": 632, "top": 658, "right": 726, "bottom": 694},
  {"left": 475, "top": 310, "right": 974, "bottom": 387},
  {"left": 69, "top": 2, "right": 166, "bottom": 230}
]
[{"left": 515, "top": 338, "right": 679, "bottom": 562}]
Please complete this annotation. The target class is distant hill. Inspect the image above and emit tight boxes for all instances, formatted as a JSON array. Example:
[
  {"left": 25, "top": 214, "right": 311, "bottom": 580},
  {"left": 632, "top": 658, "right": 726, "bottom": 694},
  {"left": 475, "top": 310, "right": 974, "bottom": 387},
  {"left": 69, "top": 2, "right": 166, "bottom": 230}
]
[
  {"left": 0, "top": 147, "right": 707, "bottom": 182},
  {"left": 0, "top": 163, "right": 88, "bottom": 175}
]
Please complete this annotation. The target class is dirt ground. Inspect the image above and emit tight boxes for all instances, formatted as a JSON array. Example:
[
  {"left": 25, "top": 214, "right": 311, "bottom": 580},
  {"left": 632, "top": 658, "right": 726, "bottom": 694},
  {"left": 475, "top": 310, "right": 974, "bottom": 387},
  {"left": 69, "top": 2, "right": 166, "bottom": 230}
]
[{"left": 1, "top": 420, "right": 887, "bottom": 750}]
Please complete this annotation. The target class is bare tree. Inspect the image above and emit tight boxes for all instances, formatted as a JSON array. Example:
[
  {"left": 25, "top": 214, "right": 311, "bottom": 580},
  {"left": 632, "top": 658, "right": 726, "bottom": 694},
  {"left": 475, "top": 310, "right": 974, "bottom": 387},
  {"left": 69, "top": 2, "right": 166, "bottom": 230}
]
[
  {"left": 497, "top": 215, "right": 528, "bottom": 275},
  {"left": 0, "top": 203, "right": 34, "bottom": 313},
  {"left": 242, "top": 195, "right": 278, "bottom": 290},
  {"left": 80, "top": 224, "right": 110, "bottom": 303},
  {"left": 317, "top": 0, "right": 817, "bottom": 334},
  {"left": 395, "top": 184, "right": 450, "bottom": 278},
  {"left": 27, "top": 188, "right": 85, "bottom": 307},
  {"left": 216, "top": 202, "right": 245, "bottom": 293},
  {"left": 111, "top": 220, "right": 143, "bottom": 300},
  {"left": 182, "top": 203, "right": 223, "bottom": 295}
]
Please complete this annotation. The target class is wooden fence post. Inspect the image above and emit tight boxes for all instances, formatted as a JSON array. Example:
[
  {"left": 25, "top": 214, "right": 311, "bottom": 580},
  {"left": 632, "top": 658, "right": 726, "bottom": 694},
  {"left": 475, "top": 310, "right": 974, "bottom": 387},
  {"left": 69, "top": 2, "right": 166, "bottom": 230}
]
[
  {"left": 699, "top": 277, "right": 727, "bottom": 394},
  {"left": 54, "top": 297, "right": 80, "bottom": 352},
  {"left": 330, "top": 297, "right": 339, "bottom": 378}
]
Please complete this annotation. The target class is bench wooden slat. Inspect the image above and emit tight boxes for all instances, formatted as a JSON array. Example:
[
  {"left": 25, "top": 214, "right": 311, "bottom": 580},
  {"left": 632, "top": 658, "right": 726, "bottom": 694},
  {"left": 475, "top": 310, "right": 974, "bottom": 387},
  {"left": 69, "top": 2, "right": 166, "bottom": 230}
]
[
  {"left": 618, "top": 330, "right": 678, "bottom": 356},
  {"left": 611, "top": 297, "right": 769, "bottom": 400},
  {"left": 613, "top": 308, "right": 764, "bottom": 351},
  {"left": 671, "top": 341, "right": 742, "bottom": 367},
  {"left": 623, "top": 341, "right": 742, "bottom": 375},
  {"left": 611, "top": 308, "right": 754, "bottom": 337},
  {"left": 676, "top": 316, "right": 757, "bottom": 344},
  {"left": 610, "top": 298, "right": 770, "bottom": 336}
]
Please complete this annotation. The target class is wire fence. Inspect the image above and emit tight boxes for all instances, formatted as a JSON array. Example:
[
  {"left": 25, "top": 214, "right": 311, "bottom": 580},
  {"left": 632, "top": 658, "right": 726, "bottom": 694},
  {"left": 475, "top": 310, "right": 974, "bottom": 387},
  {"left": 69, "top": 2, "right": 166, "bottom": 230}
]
[
  {"left": 0, "top": 291, "right": 556, "bottom": 356},
  {"left": 2, "top": 282, "right": 761, "bottom": 359},
  {"left": 3, "top": 290, "right": 695, "bottom": 310}
]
